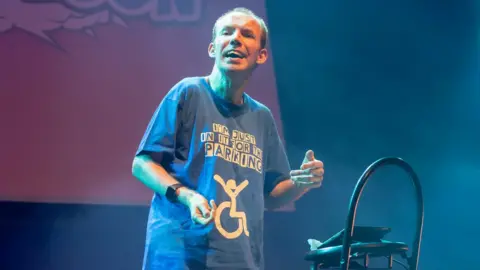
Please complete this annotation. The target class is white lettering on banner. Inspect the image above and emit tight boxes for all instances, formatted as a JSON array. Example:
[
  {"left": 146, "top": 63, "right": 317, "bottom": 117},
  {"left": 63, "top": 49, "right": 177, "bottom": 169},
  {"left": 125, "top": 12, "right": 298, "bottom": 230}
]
[
  {"left": 64, "top": 0, "right": 203, "bottom": 22},
  {"left": 0, "top": 0, "right": 203, "bottom": 45}
]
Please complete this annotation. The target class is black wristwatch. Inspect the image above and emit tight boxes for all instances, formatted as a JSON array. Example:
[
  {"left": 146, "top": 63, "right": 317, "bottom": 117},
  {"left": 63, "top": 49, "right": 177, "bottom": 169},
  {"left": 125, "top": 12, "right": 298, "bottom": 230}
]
[{"left": 166, "top": 183, "right": 185, "bottom": 202}]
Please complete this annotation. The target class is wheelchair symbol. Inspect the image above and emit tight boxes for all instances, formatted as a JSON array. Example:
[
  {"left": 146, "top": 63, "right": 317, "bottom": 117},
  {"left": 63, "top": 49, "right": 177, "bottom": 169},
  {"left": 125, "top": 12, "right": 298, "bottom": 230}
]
[{"left": 213, "top": 174, "right": 250, "bottom": 239}]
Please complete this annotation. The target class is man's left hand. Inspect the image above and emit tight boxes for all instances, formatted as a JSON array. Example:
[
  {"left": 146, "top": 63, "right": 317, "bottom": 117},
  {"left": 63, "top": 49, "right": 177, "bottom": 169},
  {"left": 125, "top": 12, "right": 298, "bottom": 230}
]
[{"left": 290, "top": 150, "right": 324, "bottom": 188}]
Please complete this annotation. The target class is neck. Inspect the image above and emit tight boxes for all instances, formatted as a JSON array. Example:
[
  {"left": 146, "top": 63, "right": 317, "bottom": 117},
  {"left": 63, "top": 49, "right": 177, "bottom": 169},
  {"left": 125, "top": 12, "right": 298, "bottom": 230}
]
[{"left": 207, "top": 66, "right": 249, "bottom": 105}]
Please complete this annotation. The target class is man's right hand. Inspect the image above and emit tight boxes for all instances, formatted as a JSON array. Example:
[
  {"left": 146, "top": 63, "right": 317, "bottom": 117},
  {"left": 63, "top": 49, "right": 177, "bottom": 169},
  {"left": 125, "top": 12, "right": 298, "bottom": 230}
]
[
  {"left": 177, "top": 188, "right": 217, "bottom": 225},
  {"left": 132, "top": 156, "right": 217, "bottom": 225}
]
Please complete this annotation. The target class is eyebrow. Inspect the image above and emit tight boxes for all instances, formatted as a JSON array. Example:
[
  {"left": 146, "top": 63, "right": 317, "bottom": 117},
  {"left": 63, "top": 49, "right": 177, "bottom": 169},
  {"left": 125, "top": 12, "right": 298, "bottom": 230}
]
[
  {"left": 243, "top": 28, "right": 255, "bottom": 35},
  {"left": 220, "top": 26, "right": 256, "bottom": 36}
]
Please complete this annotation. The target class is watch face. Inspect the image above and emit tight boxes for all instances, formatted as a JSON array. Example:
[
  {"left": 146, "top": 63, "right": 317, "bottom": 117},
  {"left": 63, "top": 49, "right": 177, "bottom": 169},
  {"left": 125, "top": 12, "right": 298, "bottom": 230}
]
[
  {"left": 167, "top": 184, "right": 183, "bottom": 202},
  {"left": 166, "top": 186, "right": 175, "bottom": 202}
]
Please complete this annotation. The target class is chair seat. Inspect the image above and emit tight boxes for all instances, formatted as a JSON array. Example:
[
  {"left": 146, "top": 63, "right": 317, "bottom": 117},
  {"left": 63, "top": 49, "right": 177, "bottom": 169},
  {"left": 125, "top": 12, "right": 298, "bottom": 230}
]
[{"left": 305, "top": 241, "right": 408, "bottom": 263}]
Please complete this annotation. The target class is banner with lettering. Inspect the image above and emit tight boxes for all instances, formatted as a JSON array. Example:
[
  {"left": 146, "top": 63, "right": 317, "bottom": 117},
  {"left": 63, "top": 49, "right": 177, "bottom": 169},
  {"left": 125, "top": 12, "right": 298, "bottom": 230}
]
[{"left": 0, "top": 0, "right": 286, "bottom": 206}]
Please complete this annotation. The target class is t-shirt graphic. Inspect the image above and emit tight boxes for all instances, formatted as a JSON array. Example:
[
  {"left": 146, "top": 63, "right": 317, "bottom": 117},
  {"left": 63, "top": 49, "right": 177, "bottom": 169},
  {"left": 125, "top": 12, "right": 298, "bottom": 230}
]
[
  {"left": 213, "top": 173, "right": 250, "bottom": 239},
  {"left": 135, "top": 77, "right": 291, "bottom": 270}
]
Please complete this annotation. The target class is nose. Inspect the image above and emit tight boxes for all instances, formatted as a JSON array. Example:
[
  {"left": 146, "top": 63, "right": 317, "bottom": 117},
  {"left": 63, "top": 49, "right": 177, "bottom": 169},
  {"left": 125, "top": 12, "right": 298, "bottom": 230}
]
[
  {"left": 229, "top": 30, "right": 242, "bottom": 46},
  {"left": 230, "top": 38, "right": 241, "bottom": 46}
]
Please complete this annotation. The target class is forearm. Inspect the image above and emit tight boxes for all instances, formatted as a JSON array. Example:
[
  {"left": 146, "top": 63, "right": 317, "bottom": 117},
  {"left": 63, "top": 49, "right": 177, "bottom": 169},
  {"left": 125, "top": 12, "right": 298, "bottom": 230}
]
[
  {"left": 132, "top": 155, "right": 192, "bottom": 204},
  {"left": 265, "top": 179, "right": 311, "bottom": 210}
]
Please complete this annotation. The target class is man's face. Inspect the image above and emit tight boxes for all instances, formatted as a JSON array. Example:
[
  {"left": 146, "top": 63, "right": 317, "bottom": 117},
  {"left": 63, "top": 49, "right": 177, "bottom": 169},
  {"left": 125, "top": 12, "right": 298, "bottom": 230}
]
[{"left": 208, "top": 12, "right": 268, "bottom": 73}]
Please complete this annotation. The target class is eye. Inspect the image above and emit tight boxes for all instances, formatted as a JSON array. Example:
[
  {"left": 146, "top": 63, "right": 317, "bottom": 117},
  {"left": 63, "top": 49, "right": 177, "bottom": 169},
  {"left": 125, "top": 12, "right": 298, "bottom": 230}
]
[
  {"left": 220, "top": 28, "right": 233, "bottom": 35},
  {"left": 242, "top": 30, "right": 255, "bottom": 39}
]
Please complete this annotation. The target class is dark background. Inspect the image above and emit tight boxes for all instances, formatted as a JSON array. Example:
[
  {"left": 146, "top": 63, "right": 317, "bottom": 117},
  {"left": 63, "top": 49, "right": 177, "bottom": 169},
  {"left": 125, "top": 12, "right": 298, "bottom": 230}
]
[
  {"left": 266, "top": 0, "right": 479, "bottom": 269},
  {"left": 1, "top": 0, "right": 478, "bottom": 269}
]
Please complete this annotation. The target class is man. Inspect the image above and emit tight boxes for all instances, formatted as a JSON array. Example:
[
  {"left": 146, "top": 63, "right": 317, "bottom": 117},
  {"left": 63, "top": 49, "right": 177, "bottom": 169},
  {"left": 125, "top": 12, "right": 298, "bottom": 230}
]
[{"left": 132, "top": 7, "right": 324, "bottom": 270}]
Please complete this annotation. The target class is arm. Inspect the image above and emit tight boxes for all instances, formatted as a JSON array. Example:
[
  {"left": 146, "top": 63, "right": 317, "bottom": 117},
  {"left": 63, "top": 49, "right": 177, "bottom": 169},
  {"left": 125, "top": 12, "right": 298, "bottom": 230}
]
[
  {"left": 132, "top": 86, "right": 186, "bottom": 197},
  {"left": 262, "top": 111, "right": 324, "bottom": 210},
  {"left": 132, "top": 154, "right": 215, "bottom": 224},
  {"left": 262, "top": 111, "right": 301, "bottom": 210},
  {"left": 132, "top": 82, "right": 215, "bottom": 223},
  {"left": 265, "top": 150, "right": 324, "bottom": 210},
  {"left": 265, "top": 179, "right": 311, "bottom": 210},
  {"left": 132, "top": 154, "right": 192, "bottom": 206}
]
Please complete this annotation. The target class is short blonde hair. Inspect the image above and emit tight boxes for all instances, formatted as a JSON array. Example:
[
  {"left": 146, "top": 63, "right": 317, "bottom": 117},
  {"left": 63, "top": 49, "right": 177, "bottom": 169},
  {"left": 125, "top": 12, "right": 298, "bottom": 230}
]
[{"left": 211, "top": 7, "right": 269, "bottom": 49}]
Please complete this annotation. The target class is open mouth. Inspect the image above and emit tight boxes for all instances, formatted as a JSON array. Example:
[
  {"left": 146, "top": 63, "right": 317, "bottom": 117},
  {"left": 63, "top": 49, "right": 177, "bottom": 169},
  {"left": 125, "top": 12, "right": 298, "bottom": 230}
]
[{"left": 224, "top": 51, "right": 245, "bottom": 59}]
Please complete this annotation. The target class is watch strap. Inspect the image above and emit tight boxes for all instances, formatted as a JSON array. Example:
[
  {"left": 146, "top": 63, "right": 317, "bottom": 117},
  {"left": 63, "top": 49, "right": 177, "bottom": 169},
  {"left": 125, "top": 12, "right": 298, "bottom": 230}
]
[{"left": 166, "top": 183, "right": 184, "bottom": 202}]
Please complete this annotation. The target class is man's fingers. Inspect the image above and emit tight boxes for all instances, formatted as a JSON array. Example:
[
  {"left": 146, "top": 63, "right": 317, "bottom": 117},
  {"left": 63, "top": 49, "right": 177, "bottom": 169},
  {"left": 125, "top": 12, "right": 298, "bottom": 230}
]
[
  {"left": 310, "top": 182, "right": 322, "bottom": 188},
  {"left": 291, "top": 174, "right": 324, "bottom": 184},
  {"left": 210, "top": 200, "right": 217, "bottom": 212},
  {"left": 191, "top": 212, "right": 201, "bottom": 224},
  {"left": 294, "top": 155, "right": 325, "bottom": 189},
  {"left": 310, "top": 168, "right": 324, "bottom": 177},
  {"left": 197, "top": 200, "right": 211, "bottom": 218},
  {"left": 302, "top": 150, "right": 315, "bottom": 164},
  {"left": 291, "top": 168, "right": 318, "bottom": 176},
  {"left": 205, "top": 200, "right": 217, "bottom": 221},
  {"left": 290, "top": 169, "right": 308, "bottom": 176},
  {"left": 291, "top": 175, "right": 315, "bottom": 184},
  {"left": 191, "top": 207, "right": 213, "bottom": 225},
  {"left": 301, "top": 160, "right": 324, "bottom": 170},
  {"left": 301, "top": 162, "right": 315, "bottom": 170},
  {"left": 191, "top": 213, "right": 211, "bottom": 225},
  {"left": 190, "top": 199, "right": 218, "bottom": 226},
  {"left": 191, "top": 208, "right": 202, "bottom": 223}
]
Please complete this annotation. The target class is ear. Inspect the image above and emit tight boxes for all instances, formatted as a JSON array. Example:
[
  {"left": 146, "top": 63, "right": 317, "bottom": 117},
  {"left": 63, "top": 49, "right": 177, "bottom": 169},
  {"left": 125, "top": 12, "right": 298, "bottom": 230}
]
[
  {"left": 208, "top": 43, "right": 215, "bottom": 58},
  {"left": 256, "top": 48, "right": 268, "bottom": 65}
]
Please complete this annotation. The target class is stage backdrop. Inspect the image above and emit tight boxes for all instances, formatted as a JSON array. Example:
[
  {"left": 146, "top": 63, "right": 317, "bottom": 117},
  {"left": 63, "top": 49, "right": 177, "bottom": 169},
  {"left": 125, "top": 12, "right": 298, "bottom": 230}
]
[{"left": 0, "top": 0, "right": 285, "bottom": 206}]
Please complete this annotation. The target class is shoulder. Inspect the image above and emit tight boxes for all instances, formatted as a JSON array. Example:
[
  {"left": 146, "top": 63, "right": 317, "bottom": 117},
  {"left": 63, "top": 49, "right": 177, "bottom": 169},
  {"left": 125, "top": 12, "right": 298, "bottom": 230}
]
[
  {"left": 245, "top": 95, "right": 276, "bottom": 124},
  {"left": 164, "top": 76, "right": 208, "bottom": 102}
]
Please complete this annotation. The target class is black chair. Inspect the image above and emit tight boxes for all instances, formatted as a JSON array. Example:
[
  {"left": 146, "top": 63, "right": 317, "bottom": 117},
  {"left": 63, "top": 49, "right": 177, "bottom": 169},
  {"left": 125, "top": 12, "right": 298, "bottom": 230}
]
[{"left": 304, "top": 157, "right": 424, "bottom": 270}]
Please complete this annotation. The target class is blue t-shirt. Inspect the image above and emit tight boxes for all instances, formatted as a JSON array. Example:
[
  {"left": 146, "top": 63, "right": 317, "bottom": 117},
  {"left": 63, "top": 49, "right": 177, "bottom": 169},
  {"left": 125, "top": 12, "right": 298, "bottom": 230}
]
[{"left": 136, "top": 77, "right": 291, "bottom": 270}]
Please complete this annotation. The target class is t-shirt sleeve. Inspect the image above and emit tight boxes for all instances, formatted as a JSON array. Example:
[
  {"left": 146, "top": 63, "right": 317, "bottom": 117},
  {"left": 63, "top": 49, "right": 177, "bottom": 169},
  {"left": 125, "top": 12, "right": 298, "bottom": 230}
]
[
  {"left": 263, "top": 111, "right": 292, "bottom": 195},
  {"left": 135, "top": 81, "right": 188, "bottom": 168}
]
